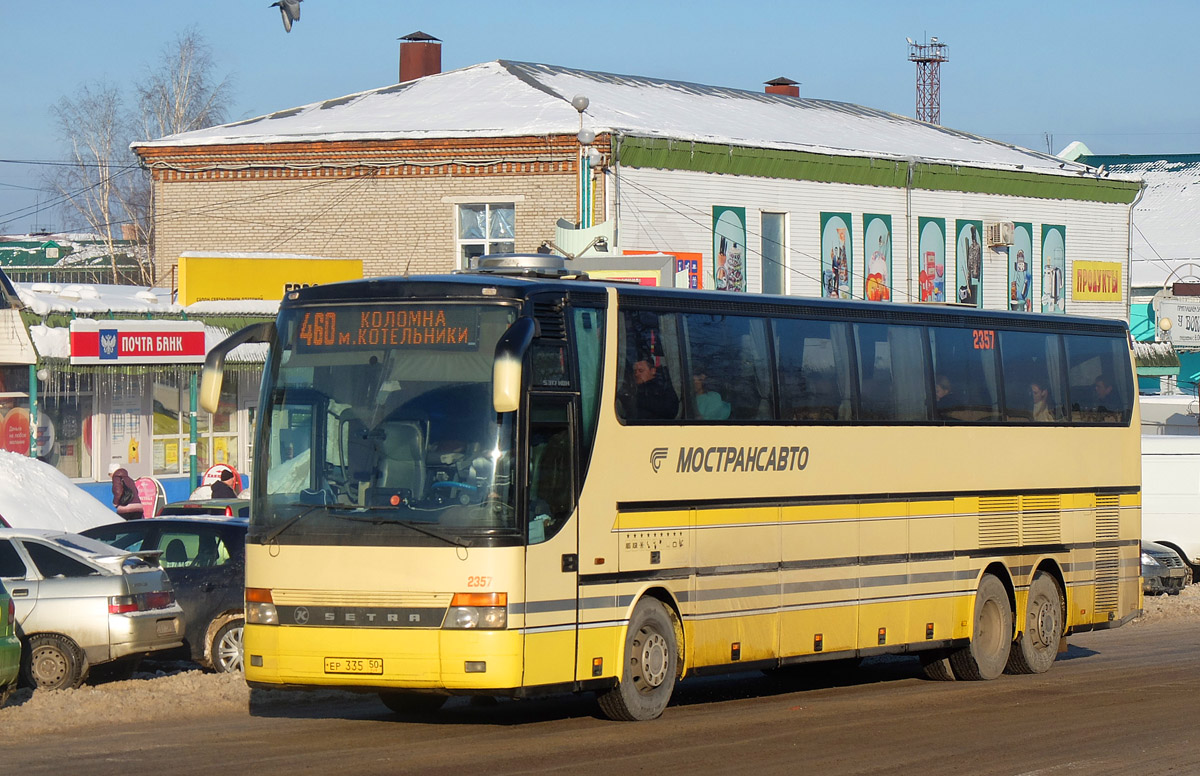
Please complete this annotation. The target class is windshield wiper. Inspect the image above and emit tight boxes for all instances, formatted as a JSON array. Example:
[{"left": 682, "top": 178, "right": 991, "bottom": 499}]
[
  {"left": 332, "top": 505, "right": 469, "bottom": 549},
  {"left": 260, "top": 502, "right": 332, "bottom": 544}
]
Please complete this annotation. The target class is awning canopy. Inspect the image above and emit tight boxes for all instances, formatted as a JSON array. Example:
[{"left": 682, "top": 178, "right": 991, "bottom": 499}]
[{"left": 1134, "top": 340, "right": 1182, "bottom": 376}]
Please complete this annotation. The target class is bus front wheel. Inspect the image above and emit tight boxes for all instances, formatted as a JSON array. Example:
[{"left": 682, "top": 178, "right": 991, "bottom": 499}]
[
  {"left": 1005, "top": 571, "right": 1063, "bottom": 675},
  {"left": 598, "top": 598, "right": 678, "bottom": 721},
  {"left": 949, "top": 573, "right": 1012, "bottom": 681}
]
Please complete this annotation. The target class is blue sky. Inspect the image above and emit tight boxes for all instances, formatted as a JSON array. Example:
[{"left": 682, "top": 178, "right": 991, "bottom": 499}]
[{"left": 3, "top": 0, "right": 1199, "bottom": 233}]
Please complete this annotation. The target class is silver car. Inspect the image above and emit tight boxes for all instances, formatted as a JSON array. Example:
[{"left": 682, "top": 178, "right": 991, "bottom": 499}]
[{"left": 0, "top": 528, "right": 184, "bottom": 690}]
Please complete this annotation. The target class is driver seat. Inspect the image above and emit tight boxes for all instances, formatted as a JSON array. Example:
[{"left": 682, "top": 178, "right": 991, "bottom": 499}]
[{"left": 378, "top": 421, "right": 426, "bottom": 498}]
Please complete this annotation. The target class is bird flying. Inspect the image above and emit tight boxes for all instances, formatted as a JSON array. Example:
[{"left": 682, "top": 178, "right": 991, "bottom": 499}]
[{"left": 270, "top": 0, "right": 302, "bottom": 33}]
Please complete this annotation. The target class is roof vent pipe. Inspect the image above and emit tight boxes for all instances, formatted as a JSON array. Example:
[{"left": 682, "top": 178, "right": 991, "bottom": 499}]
[{"left": 399, "top": 31, "right": 442, "bottom": 83}]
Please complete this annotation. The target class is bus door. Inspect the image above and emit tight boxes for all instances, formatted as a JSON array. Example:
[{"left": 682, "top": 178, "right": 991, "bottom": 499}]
[{"left": 522, "top": 394, "right": 579, "bottom": 687}]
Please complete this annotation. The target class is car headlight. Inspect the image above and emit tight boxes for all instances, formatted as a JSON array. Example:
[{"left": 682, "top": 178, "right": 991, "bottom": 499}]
[
  {"left": 443, "top": 592, "right": 507, "bottom": 630},
  {"left": 1141, "top": 552, "right": 1162, "bottom": 568}
]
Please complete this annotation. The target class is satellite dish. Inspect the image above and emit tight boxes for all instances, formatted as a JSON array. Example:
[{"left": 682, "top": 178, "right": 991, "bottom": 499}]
[{"left": 906, "top": 37, "right": 915, "bottom": 45}]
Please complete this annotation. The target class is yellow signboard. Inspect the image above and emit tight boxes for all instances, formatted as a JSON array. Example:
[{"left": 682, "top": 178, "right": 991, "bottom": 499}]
[
  {"left": 1072, "top": 260, "right": 1122, "bottom": 302},
  {"left": 179, "top": 252, "right": 364, "bottom": 306}
]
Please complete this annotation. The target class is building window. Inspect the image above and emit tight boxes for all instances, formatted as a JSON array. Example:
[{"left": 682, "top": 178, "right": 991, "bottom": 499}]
[
  {"left": 760, "top": 212, "right": 786, "bottom": 295},
  {"left": 38, "top": 373, "right": 95, "bottom": 479},
  {"left": 457, "top": 203, "right": 515, "bottom": 266},
  {"left": 0, "top": 366, "right": 30, "bottom": 455},
  {"left": 152, "top": 373, "right": 240, "bottom": 477}
]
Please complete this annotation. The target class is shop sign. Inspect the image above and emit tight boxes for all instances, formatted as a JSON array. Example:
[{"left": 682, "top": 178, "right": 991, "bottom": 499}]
[
  {"left": 1072, "top": 260, "right": 1122, "bottom": 302},
  {"left": 69, "top": 320, "right": 207, "bottom": 365},
  {"left": 178, "top": 252, "right": 364, "bottom": 306}
]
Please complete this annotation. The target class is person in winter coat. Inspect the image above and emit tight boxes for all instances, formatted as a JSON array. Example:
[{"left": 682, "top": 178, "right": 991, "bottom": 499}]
[{"left": 110, "top": 465, "right": 144, "bottom": 520}]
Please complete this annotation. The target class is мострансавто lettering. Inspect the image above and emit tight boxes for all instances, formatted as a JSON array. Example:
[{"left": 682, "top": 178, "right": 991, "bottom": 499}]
[{"left": 676, "top": 445, "right": 809, "bottom": 473}]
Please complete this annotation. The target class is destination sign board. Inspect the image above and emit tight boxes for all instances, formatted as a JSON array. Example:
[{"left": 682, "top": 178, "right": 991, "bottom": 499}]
[{"left": 291, "top": 305, "right": 480, "bottom": 352}]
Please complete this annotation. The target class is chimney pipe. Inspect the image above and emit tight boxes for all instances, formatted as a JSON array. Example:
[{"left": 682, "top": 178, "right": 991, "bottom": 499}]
[
  {"left": 764, "top": 76, "right": 800, "bottom": 98},
  {"left": 399, "top": 31, "right": 442, "bottom": 83}
]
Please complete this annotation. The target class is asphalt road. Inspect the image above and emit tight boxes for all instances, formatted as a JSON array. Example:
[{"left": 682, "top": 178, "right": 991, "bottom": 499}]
[{"left": 6, "top": 619, "right": 1198, "bottom": 776}]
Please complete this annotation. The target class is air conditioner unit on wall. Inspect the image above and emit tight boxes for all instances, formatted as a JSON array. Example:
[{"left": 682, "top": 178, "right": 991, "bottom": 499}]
[{"left": 986, "top": 221, "right": 1015, "bottom": 247}]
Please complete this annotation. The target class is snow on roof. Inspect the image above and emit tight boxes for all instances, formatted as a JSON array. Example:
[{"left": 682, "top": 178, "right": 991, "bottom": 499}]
[
  {"left": 0, "top": 451, "right": 116, "bottom": 531},
  {"left": 16, "top": 282, "right": 178, "bottom": 316},
  {"left": 1080, "top": 155, "right": 1200, "bottom": 288},
  {"left": 15, "top": 282, "right": 276, "bottom": 363},
  {"left": 134, "top": 60, "right": 1087, "bottom": 175},
  {"left": 14, "top": 281, "right": 280, "bottom": 318}
]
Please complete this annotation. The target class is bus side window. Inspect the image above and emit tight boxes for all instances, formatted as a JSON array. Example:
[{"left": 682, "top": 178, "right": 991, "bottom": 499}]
[
  {"left": 682, "top": 313, "right": 772, "bottom": 421},
  {"left": 854, "top": 322, "right": 929, "bottom": 422},
  {"left": 774, "top": 318, "right": 853, "bottom": 422},
  {"left": 999, "top": 331, "right": 1067, "bottom": 423},
  {"left": 528, "top": 398, "right": 574, "bottom": 545},
  {"left": 1065, "top": 334, "right": 1133, "bottom": 424},
  {"left": 616, "top": 310, "right": 682, "bottom": 422},
  {"left": 929, "top": 326, "right": 1002, "bottom": 422}
]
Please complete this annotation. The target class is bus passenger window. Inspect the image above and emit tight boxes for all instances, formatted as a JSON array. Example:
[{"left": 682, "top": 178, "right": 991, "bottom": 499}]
[
  {"left": 1065, "top": 335, "right": 1133, "bottom": 424},
  {"left": 682, "top": 313, "right": 772, "bottom": 421},
  {"left": 854, "top": 322, "right": 929, "bottom": 422},
  {"left": 929, "top": 326, "right": 1001, "bottom": 422},
  {"left": 616, "top": 311, "right": 682, "bottom": 422},
  {"left": 999, "top": 331, "right": 1066, "bottom": 423},
  {"left": 774, "top": 319, "right": 853, "bottom": 422}
]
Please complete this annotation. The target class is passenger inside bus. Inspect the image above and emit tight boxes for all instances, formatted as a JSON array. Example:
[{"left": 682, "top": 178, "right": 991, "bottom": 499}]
[{"left": 619, "top": 357, "right": 679, "bottom": 420}]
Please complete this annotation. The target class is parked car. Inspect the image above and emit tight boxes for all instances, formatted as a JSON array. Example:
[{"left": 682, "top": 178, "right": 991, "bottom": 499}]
[
  {"left": 0, "top": 581, "right": 19, "bottom": 705},
  {"left": 82, "top": 517, "right": 247, "bottom": 673},
  {"left": 1142, "top": 540, "right": 1191, "bottom": 596},
  {"left": 0, "top": 528, "right": 183, "bottom": 690},
  {"left": 156, "top": 499, "right": 250, "bottom": 519}
]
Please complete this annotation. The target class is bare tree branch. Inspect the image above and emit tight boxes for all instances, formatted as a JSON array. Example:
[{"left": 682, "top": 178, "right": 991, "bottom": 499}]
[{"left": 49, "top": 27, "right": 233, "bottom": 286}]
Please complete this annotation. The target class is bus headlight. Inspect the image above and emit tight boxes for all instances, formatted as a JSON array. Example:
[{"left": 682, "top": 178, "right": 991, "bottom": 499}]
[
  {"left": 246, "top": 587, "right": 279, "bottom": 625},
  {"left": 444, "top": 592, "right": 507, "bottom": 630}
]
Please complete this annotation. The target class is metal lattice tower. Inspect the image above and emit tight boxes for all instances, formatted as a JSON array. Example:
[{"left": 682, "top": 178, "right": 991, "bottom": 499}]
[{"left": 907, "top": 37, "right": 949, "bottom": 124}]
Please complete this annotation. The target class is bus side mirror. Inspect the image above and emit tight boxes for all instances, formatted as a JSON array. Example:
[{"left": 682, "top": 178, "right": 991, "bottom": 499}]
[
  {"left": 200, "top": 321, "right": 277, "bottom": 414},
  {"left": 493, "top": 317, "right": 537, "bottom": 413}
]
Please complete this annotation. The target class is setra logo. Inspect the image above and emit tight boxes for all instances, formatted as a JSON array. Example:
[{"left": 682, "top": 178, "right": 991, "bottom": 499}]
[
  {"left": 650, "top": 447, "right": 669, "bottom": 473},
  {"left": 293, "top": 606, "right": 310, "bottom": 625}
]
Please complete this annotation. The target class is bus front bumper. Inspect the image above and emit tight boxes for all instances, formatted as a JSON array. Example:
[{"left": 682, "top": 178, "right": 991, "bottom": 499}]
[{"left": 243, "top": 624, "right": 524, "bottom": 691}]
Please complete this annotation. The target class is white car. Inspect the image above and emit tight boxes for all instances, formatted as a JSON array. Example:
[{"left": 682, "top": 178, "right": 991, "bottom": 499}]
[{"left": 0, "top": 528, "right": 184, "bottom": 690}]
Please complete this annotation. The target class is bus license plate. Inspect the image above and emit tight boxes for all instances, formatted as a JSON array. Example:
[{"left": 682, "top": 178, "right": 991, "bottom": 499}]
[{"left": 324, "top": 657, "right": 383, "bottom": 675}]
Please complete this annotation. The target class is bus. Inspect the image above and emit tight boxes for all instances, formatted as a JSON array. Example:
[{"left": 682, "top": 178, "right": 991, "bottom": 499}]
[{"left": 202, "top": 253, "right": 1140, "bottom": 721}]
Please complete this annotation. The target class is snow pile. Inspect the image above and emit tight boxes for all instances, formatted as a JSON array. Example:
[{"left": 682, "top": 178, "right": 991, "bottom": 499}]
[
  {"left": 1135, "top": 582, "right": 1200, "bottom": 624},
  {"left": 0, "top": 450, "right": 115, "bottom": 531}
]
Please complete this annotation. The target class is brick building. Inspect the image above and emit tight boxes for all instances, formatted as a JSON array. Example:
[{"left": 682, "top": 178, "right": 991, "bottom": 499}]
[{"left": 133, "top": 36, "right": 1140, "bottom": 319}]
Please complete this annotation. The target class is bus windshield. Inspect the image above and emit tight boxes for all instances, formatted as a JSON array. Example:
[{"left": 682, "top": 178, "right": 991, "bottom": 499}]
[{"left": 255, "top": 301, "right": 521, "bottom": 545}]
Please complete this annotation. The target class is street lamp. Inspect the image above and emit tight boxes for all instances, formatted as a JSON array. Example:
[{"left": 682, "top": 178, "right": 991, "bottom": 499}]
[{"left": 573, "top": 95, "right": 596, "bottom": 229}]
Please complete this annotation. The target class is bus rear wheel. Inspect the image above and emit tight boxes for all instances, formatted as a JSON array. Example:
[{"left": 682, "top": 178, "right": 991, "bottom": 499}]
[
  {"left": 949, "top": 573, "right": 1012, "bottom": 681},
  {"left": 1005, "top": 571, "right": 1063, "bottom": 675},
  {"left": 598, "top": 598, "right": 678, "bottom": 721}
]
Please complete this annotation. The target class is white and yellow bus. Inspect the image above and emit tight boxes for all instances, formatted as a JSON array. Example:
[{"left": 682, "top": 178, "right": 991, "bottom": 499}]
[{"left": 203, "top": 253, "right": 1140, "bottom": 721}]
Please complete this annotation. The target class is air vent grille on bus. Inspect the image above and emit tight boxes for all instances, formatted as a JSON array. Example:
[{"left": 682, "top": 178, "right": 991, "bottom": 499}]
[
  {"left": 1093, "top": 547, "right": 1120, "bottom": 613},
  {"left": 1020, "top": 494, "right": 1061, "bottom": 544},
  {"left": 533, "top": 301, "right": 567, "bottom": 339},
  {"left": 979, "top": 497, "right": 1019, "bottom": 548}
]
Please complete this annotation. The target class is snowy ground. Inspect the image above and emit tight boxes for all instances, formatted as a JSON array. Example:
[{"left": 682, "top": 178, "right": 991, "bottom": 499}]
[{"left": 1, "top": 585, "right": 1196, "bottom": 737}]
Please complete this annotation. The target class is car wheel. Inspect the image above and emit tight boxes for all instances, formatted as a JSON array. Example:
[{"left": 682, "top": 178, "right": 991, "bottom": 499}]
[
  {"left": 210, "top": 619, "right": 245, "bottom": 674},
  {"left": 597, "top": 597, "right": 679, "bottom": 721},
  {"left": 22, "top": 634, "right": 87, "bottom": 691},
  {"left": 1005, "top": 571, "right": 1064, "bottom": 675},
  {"left": 379, "top": 691, "right": 447, "bottom": 715},
  {"left": 949, "top": 574, "right": 1012, "bottom": 681}
]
